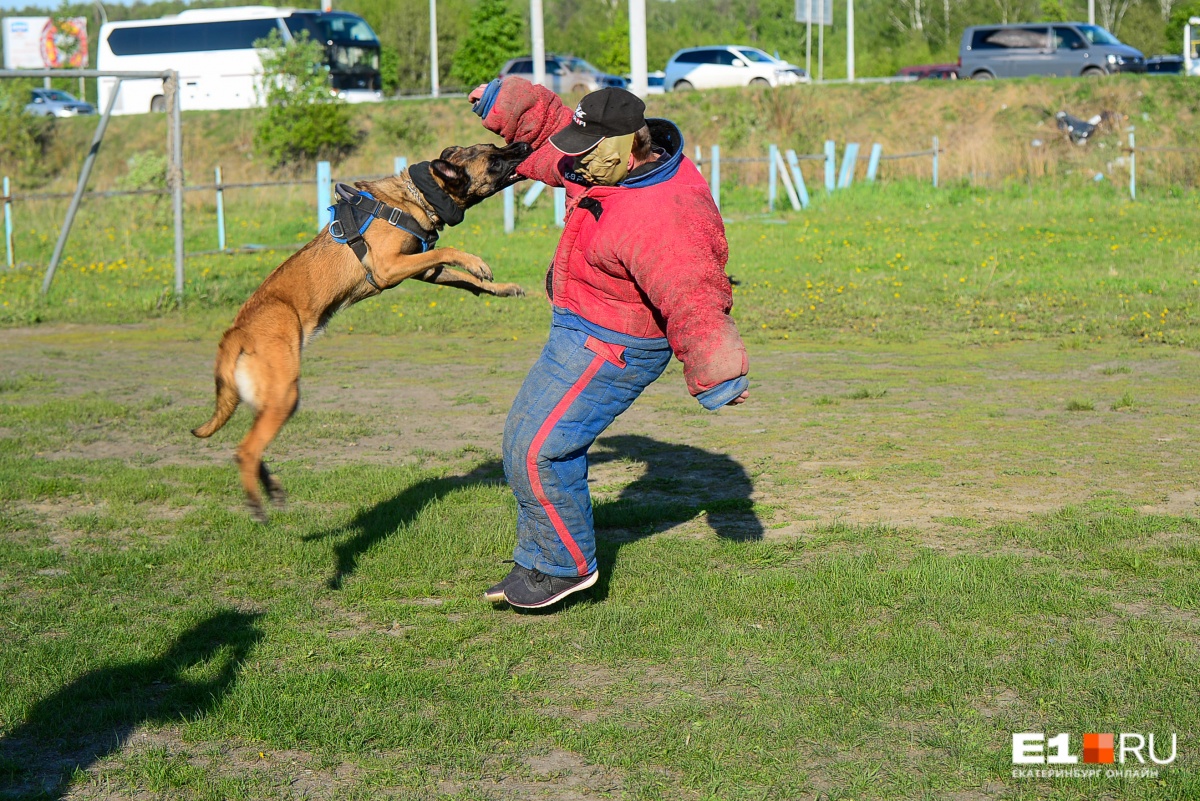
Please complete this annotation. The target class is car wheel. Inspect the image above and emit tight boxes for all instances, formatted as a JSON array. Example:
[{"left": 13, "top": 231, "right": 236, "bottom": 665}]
[
  {"left": 673, "top": 80, "right": 694, "bottom": 92},
  {"left": 971, "top": 71, "right": 994, "bottom": 80},
  {"left": 749, "top": 77, "right": 771, "bottom": 87},
  {"left": 1082, "top": 67, "right": 1105, "bottom": 77},
  {"left": 150, "top": 95, "right": 166, "bottom": 113}
]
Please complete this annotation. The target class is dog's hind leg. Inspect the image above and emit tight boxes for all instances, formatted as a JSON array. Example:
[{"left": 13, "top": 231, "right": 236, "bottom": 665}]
[
  {"left": 234, "top": 348, "right": 300, "bottom": 522},
  {"left": 259, "top": 461, "right": 286, "bottom": 509},
  {"left": 235, "top": 387, "right": 296, "bottom": 522}
]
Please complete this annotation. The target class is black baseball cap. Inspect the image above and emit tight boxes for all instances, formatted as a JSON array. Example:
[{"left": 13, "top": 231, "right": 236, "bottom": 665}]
[{"left": 548, "top": 88, "right": 647, "bottom": 156}]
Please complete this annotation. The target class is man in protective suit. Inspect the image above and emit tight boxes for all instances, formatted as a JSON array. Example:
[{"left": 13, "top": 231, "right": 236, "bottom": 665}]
[{"left": 469, "top": 78, "right": 750, "bottom": 609}]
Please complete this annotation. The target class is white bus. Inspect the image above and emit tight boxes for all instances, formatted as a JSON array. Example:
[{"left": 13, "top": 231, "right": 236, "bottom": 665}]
[{"left": 96, "top": 5, "right": 383, "bottom": 115}]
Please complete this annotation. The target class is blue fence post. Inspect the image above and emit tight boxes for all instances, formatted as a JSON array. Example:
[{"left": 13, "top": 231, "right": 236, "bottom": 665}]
[
  {"left": 710, "top": 145, "right": 721, "bottom": 211},
  {"left": 503, "top": 185, "right": 515, "bottom": 233},
  {"left": 522, "top": 181, "right": 546, "bottom": 207},
  {"left": 866, "top": 144, "right": 882, "bottom": 182},
  {"left": 554, "top": 187, "right": 566, "bottom": 227},
  {"left": 838, "top": 143, "right": 860, "bottom": 189},
  {"left": 394, "top": 156, "right": 408, "bottom": 174},
  {"left": 768, "top": 143, "right": 779, "bottom": 212},
  {"left": 214, "top": 166, "right": 226, "bottom": 251},
  {"left": 932, "top": 136, "right": 939, "bottom": 189},
  {"left": 824, "top": 140, "right": 836, "bottom": 193},
  {"left": 316, "top": 160, "right": 331, "bottom": 233},
  {"left": 785, "top": 150, "right": 811, "bottom": 209},
  {"left": 1123, "top": 130, "right": 1132, "bottom": 200},
  {"left": 3, "top": 176, "right": 12, "bottom": 269}
]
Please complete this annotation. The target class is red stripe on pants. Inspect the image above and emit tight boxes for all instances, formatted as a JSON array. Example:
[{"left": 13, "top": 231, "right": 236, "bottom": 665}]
[{"left": 525, "top": 353, "right": 605, "bottom": 576}]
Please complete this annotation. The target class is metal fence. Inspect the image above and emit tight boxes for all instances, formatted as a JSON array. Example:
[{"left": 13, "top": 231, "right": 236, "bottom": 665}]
[{"left": 2, "top": 138, "right": 947, "bottom": 290}]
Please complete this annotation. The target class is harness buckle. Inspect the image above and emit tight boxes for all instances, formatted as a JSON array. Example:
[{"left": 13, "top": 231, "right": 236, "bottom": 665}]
[
  {"left": 387, "top": 207, "right": 403, "bottom": 226},
  {"left": 329, "top": 219, "right": 346, "bottom": 240}
]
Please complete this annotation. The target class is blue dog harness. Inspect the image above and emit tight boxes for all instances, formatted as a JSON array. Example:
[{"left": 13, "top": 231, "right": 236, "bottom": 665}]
[{"left": 327, "top": 182, "right": 439, "bottom": 290}]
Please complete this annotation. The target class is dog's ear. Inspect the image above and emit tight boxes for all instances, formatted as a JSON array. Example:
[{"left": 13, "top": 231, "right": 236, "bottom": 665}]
[
  {"left": 440, "top": 146, "right": 460, "bottom": 160},
  {"left": 431, "top": 159, "right": 468, "bottom": 190}
]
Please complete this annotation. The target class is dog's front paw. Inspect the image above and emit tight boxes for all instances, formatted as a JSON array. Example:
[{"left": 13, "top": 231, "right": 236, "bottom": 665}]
[
  {"left": 459, "top": 255, "right": 494, "bottom": 282},
  {"left": 489, "top": 282, "right": 525, "bottom": 298}
]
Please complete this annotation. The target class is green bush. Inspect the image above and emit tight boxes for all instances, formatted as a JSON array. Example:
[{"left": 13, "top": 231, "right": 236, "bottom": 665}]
[
  {"left": 0, "top": 80, "right": 56, "bottom": 184},
  {"left": 450, "top": 0, "right": 524, "bottom": 89},
  {"left": 116, "top": 152, "right": 168, "bottom": 191},
  {"left": 253, "top": 30, "right": 361, "bottom": 168}
]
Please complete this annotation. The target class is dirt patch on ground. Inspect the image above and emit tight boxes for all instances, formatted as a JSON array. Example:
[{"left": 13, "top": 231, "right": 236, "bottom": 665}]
[{"left": 4, "top": 324, "right": 1200, "bottom": 550}]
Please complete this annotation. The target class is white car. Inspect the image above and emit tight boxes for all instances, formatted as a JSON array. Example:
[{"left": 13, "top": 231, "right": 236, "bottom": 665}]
[
  {"left": 664, "top": 46, "right": 807, "bottom": 91},
  {"left": 622, "top": 70, "right": 666, "bottom": 94}
]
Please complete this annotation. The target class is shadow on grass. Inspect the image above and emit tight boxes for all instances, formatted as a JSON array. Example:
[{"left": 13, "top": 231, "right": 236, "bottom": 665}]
[
  {"left": 568, "top": 434, "right": 763, "bottom": 607},
  {"left": 308, "top": 436, "right": 760, "bottom": 605},
  {"left": 0, "top": 610, "right": 263, "bottom": 801},
  {"left": 309, "top": 460, "right": 507, "bottom": 590}
]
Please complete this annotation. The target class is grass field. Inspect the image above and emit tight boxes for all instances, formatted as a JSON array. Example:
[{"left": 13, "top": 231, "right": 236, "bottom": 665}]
[{"left": 1, "top": 182, "right": 1199, "bottom": 800}]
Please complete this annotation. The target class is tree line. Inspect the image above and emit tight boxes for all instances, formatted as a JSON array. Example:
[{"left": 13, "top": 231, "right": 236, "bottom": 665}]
[{"left": 2, "top": 0, "right": 1199, "bottom": 95}]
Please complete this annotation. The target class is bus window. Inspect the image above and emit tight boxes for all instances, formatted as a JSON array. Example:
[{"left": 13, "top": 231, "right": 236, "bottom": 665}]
[
  {"left": 286, "top": 13, "right": 379, "bottom": 45},
  {"left": 107, "top": 18, "right": 281, "bottom": 55}
]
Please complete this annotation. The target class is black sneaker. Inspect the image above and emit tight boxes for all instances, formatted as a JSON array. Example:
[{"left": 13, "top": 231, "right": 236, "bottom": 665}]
[
  {"left": 503, "top": 565, "right": 598, "bottom": 609},
  {"left": 483, "top": 561, "right": 521, "bottom": 603}
]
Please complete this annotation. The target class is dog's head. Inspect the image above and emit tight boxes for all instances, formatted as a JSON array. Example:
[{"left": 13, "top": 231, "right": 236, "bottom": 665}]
[{"left": 428, "top": 141, "right": 533, "bottom": 210}]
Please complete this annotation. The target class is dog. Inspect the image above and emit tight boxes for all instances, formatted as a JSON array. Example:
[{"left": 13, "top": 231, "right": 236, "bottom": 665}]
[{"left": 192, "top": 141, "right": 532, "bottom": 521}]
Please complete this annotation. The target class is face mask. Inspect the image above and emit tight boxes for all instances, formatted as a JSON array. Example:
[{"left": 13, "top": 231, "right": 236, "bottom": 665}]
[{"left": 574, "top": 133, "right": 635, "bottom": 186}]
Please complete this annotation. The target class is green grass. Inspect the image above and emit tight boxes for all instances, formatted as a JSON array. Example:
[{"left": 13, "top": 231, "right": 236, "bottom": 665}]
[
  {"left": 2, "top": 183, "right": 1200, "bottom": 798},
  {"left": 2, "top": 181, "right": 1198, "bottom": 351}
]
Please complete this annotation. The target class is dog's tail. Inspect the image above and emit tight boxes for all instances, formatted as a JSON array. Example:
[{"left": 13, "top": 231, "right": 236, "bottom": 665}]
[{"left": 192, "top": 328, "right": 247, "bottom": 438}]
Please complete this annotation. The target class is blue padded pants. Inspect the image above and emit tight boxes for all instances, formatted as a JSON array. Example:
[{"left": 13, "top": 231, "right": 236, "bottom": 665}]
[{"left": 503, "top": 317, "right": 671, "bottom": 577}]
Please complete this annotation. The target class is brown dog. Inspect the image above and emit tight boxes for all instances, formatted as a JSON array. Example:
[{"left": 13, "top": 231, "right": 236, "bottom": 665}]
[{"left": 193, "top": 141, "right": 531, "bottom": 521}]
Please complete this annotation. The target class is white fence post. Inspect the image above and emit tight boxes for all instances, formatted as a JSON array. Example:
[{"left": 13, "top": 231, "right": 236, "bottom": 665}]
[
  {"left": 824, "top": 140, "right": 836, "bottom": 193},
  {"left": 932, "top": 136, "right": 939, "bottom": 188},
  {"left": 775, "top": 149, "right": 801, "bottom": 211},
  {"left": 866, "top": 144, "right": 882, "bottom": 182},
  {"left": 317, "top": 161, "right": 331, "bottom": 233},
  {"left": 838, "top": 143, "right": 860, "bottom": 189},
  {"left": 768, "top": 144, "right": 778, "bottom": 211},
  {"left": 785, "top": 150, "right": 810, "bottom": 209},
  {"left": 522, "top": 182, "right": 546, "bottom": 207},
  {"left": 215, "top": 167, "right": 226, "bottom": 251},
  {"left": 3, "top": 176, "right": 12, "bottom": 268},
  {"left": 710, "top": 145, "right": 721, "bottom": 211},
  {"left": 504, "top": 185, "right": 515, "bottom": 233}
]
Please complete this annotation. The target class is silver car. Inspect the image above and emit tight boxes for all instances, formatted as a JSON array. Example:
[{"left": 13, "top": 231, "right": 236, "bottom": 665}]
[
  {"left": 25, "top": 88, "right": 96, "bottom": 117},
  {"left": 960, "top": 23, "right": 1145, "bottom": 79},
  {"left": 499, "top": 55, "right": 628, "bottom": 94}
]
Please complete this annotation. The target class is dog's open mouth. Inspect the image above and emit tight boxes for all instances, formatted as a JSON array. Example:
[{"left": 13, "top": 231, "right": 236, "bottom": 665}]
[{"left": 499, "top": 142, "right": 533, "bottom": 187}]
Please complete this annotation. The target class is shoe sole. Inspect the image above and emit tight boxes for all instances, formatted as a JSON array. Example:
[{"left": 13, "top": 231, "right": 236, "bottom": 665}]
[{"left": 505, "top": 570, "right": 599, "bottom": 609}]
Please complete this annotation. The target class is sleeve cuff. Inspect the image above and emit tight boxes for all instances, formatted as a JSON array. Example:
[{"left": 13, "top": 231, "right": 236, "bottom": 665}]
[
  {"left": 696, "top": 375, "right": 748, "bottom": 410},
  {"left": 472, "top": 78, "right": 502, "bottom": 119}
]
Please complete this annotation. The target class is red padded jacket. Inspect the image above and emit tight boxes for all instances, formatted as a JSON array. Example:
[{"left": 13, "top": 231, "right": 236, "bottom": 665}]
[{"left": 474, "top": 77, "right": 748, "bottom": 399}]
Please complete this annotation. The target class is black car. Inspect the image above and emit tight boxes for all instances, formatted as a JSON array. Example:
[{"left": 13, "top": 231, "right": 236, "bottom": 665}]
[{"left": 1146, "top": 55, "right": 1185, "bottom": 74}]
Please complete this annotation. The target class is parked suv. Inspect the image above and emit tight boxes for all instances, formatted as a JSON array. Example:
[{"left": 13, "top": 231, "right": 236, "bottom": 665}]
[
  {"left": 498, "top": 55, "right": 628, "bottom": 94},
  {"left": 664, "top": 46, "right": 806, "bottom": 91},
  {"left": 959, "top": 23, "right": 1144, "bottom": 79}
]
